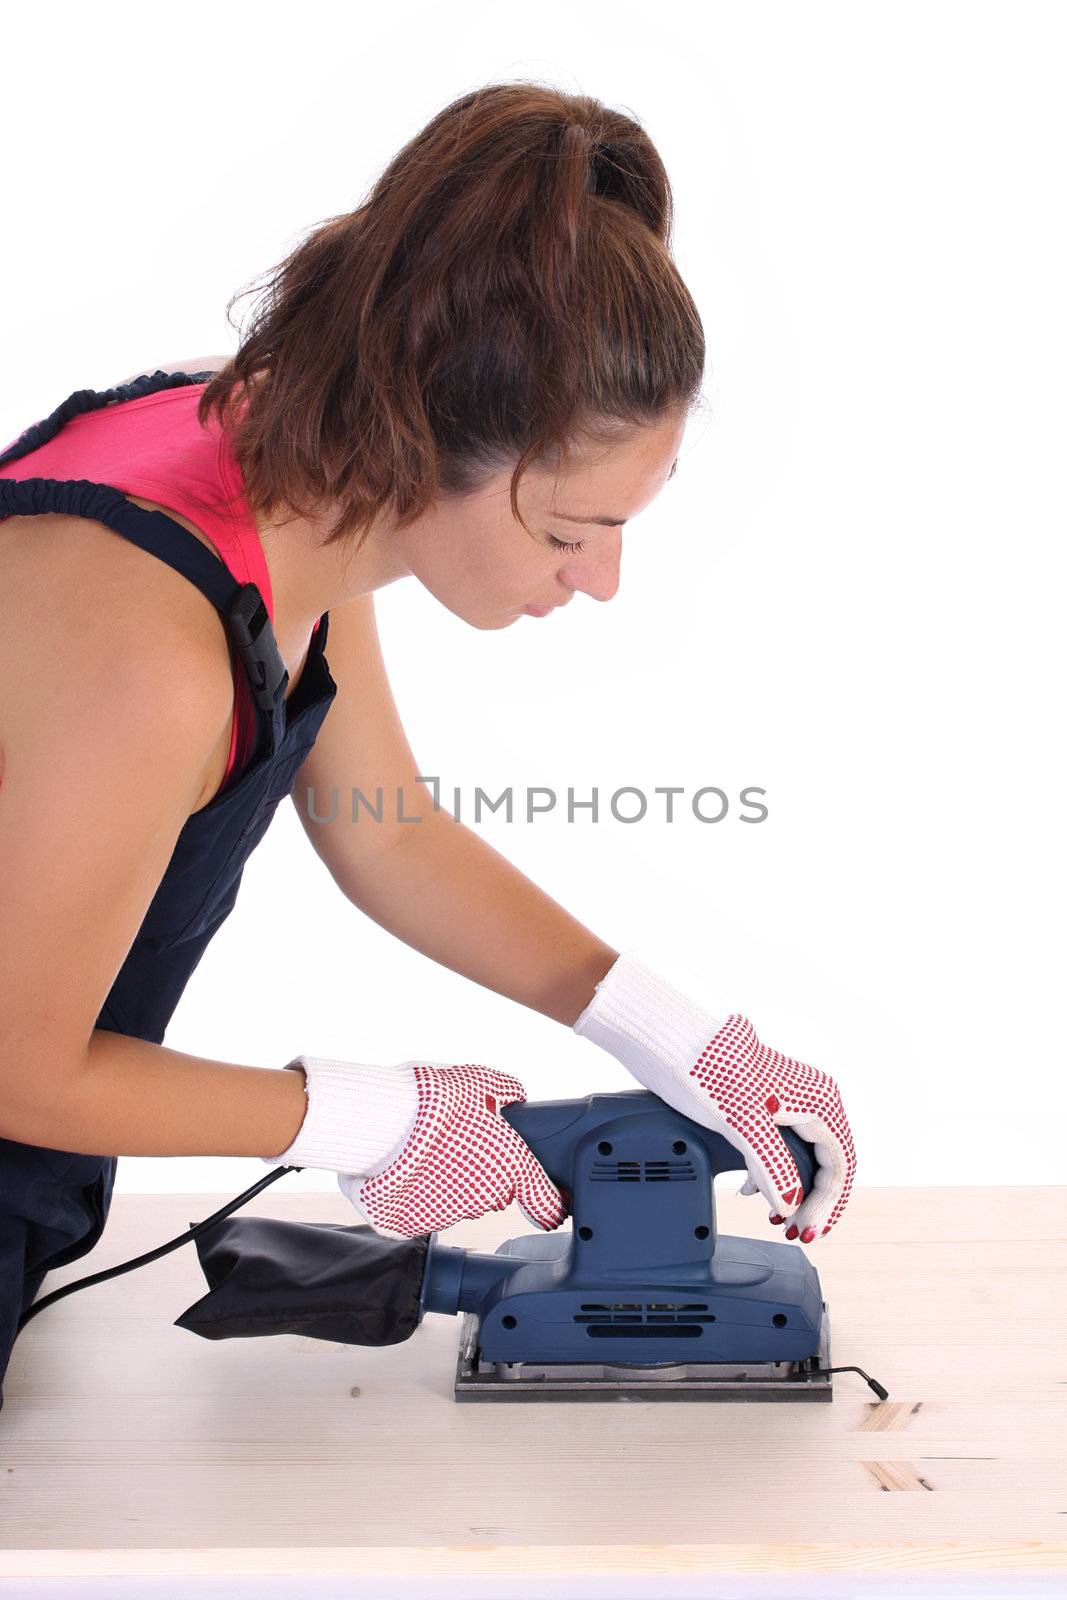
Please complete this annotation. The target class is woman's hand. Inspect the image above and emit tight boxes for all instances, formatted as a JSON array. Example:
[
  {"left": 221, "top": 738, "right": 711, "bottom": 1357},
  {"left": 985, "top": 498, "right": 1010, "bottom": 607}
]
[
  {"left": 263, "top": 1053, "right": 568, "bottom": 1240},
  {"left": 572, "top": 952, "right": 856, "bottom": 1242},
  {"left": 338, "top": 1063, "right": 569, "bottom": 1239}
]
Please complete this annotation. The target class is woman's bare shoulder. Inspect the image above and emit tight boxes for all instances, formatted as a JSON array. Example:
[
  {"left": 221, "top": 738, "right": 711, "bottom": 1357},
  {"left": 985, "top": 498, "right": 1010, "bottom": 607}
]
[{"left": 1, "top": 510, "right": 235, "bottom": 758}]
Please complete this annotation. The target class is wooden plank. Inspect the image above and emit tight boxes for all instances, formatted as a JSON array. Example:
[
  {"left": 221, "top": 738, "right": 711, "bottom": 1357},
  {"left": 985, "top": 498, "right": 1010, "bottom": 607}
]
[
  {"left": 0, "top": 1185, "right": 1064, "bottom": 1578},
  {"left": 0, "top": 1543, "right": 1065, "bottom": 1582}
]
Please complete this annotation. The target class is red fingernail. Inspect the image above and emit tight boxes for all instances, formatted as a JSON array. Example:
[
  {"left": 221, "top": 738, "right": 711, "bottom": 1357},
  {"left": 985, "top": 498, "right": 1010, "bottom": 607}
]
[
  {"left": 822, "top": 1225, "right": 831, "bottom": 1236},
  {"left": 801, "top": 1226, "right": 816, "bottom": 1243},
  {"left": 769, "top": 1212, "right": 785, "bottom": 1225},
  {"left": 785, "top": 1224, "right": 799, "bottom": 1240}
]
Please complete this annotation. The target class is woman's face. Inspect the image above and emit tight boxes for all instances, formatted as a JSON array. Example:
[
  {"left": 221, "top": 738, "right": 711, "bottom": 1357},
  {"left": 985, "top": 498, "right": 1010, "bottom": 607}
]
[{"left": 395, "top": 413, "right": 688, "bottom": 629}]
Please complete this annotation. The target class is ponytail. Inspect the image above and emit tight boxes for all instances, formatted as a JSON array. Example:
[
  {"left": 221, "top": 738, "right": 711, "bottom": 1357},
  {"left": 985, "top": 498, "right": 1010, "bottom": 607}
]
[{"left": 198, "top": 81, "right": 705, "bottom": 549}]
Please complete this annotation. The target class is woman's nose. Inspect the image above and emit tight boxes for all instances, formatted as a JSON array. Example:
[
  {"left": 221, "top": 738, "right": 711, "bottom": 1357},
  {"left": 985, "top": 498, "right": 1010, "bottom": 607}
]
[{"left": 560, "top": 529, "right": 622, "bottom": 602}]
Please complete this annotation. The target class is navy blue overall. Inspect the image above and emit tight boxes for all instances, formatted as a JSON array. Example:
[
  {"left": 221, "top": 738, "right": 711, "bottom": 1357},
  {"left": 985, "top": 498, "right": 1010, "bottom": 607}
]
[{"left": 0, "top": 370, "right": 338, "bottom": 1408}]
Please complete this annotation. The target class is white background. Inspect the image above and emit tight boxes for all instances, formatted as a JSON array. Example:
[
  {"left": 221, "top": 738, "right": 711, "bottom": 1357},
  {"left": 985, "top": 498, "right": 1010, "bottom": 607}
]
[{"left": 1, "top": 0, "right": 1064, "bottom": 1200}]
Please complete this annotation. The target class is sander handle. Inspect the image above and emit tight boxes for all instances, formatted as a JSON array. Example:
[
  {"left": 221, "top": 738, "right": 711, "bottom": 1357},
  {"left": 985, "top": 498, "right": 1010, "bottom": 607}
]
[{"left": 501, "top": 1089, "right": 818, "bottom": 1203}]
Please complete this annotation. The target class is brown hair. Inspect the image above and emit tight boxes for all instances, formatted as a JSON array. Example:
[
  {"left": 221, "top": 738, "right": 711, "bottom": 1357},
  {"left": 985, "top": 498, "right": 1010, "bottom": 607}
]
[{"left": 197, "top": 81, "right": 705, "bottom": 552}]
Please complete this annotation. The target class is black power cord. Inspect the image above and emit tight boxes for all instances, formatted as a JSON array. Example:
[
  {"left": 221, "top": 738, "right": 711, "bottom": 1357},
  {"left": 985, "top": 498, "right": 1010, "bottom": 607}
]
[
  {"left": 791, "top": 1365, "right": 889, "bottom": 1400},
  {"left": 16, "top": 1163, "right": 300, "bottom": 1336}
]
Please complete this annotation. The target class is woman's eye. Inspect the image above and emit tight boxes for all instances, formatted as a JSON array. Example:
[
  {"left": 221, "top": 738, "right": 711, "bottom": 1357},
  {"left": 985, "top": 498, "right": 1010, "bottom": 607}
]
[{"left": 548, "top": 534, "right": 586, "bottom": 553}]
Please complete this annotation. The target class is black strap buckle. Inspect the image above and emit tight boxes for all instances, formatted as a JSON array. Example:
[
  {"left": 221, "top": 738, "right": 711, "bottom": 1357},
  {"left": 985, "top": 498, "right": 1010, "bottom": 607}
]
[{"left": 227, "top": 583, "right": 288, "bottom": 711}]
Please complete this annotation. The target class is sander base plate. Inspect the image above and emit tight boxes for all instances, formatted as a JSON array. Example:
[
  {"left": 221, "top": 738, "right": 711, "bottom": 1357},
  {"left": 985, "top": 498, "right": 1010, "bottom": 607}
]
[{"left": 454, "top": 1303, "right": 833, "bottom": 1403}]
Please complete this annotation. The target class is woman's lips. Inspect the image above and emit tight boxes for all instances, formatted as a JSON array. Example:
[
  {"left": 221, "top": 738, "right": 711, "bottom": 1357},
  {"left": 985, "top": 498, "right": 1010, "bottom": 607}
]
[{"left": 524, "top": 604, "right": 554, "bottom": 617}]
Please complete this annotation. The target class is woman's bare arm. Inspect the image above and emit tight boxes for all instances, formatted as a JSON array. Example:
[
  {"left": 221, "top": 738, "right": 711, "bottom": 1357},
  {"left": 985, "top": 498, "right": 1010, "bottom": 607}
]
[
  {"left": 0, "top": 517, "right": 306, "bottom": 1158},
  {"left": 292, "top": 596, "right": 619, "bottom": 1028},
  {"left": 322, "top": 804, "right": 620, "bottom": 1028}
]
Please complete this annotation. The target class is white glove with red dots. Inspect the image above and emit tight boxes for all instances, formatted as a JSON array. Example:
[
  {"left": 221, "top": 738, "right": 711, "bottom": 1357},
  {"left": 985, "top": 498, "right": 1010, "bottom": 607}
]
[
  {"left": 264, "top": 1055, "right": 568, "bottom": 1240},
  {"left": 572, "top": 952, "right": 856, "bottom": 1243}
]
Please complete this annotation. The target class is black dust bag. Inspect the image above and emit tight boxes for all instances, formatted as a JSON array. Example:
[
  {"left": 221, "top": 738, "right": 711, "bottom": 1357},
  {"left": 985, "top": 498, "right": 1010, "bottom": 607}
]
[{"left": 174, "top": 1214, "right": 430, "bottom": 1346}]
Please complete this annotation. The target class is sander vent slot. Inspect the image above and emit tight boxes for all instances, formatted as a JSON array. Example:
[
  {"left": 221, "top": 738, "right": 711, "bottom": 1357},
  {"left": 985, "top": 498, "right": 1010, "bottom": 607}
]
[
  {"left": 583, "top": 1325, "right": 705, "bottom": 1339},
  {"left": 575, "top": 1302, "right": 715, "bottom": 1328},
  {"left": 592, "top": 1160, "right": 696, "bottom": 1182}
]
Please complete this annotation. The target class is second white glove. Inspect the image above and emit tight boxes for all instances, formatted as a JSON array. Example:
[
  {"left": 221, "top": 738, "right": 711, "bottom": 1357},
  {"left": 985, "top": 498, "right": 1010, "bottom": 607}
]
[
  {"left": 572, "top": 952, "right": 856, "bottom": 1242},
  {"left": 262, "top": 1052, "right": 568, "bottom": 1241}
]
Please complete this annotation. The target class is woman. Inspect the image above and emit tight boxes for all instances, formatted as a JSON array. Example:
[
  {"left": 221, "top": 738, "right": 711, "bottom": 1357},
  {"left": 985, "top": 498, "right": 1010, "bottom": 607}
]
[{"left": 0, "top": 83, "right": 855, "bottom": 1403}]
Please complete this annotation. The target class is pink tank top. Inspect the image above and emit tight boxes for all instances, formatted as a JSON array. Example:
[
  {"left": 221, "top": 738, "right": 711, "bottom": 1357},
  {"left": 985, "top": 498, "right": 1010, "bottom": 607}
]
[{"left": 0, "top": 379, "right": 300, "bottom": 794}]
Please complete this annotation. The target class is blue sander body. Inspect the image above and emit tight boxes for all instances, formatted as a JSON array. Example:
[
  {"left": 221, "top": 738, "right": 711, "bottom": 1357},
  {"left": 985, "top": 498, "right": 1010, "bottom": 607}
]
[{"left": 420, "top": 1089, "right": 836, "bottom": 1402}]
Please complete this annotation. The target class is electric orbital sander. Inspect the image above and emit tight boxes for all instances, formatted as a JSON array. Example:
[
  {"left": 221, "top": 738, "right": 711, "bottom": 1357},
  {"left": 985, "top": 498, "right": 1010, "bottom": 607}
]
[
  {"left": 176, "top": 1088, "right": 887, "bottom": 1403},
  {"left": 430, "top": 1089, "right": 850, "bottom": 1401}
]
